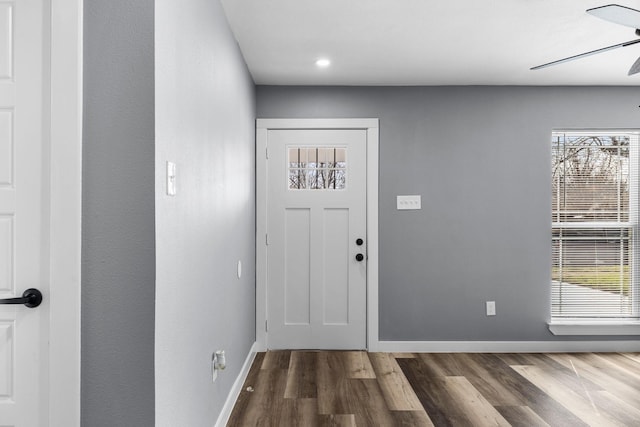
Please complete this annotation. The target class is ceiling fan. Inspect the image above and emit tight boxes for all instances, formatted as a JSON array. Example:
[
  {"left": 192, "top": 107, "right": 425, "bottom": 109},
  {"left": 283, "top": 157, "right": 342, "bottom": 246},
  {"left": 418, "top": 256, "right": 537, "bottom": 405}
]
[{"left": 531, "top": 4, "right": 640, "bottom": 75}]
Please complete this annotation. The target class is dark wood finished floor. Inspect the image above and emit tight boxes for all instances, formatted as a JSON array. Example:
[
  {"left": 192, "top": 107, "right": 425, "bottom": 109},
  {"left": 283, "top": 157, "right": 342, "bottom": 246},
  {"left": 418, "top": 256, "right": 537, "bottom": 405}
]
[{"left": 227, "top": 351, "right": 640, "bottom": 426}]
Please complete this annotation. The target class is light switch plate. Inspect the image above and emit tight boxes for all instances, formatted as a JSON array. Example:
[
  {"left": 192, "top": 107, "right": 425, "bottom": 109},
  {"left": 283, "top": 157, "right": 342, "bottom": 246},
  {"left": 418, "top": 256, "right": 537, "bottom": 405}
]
[
  {"left": 397, "top": 195, "right": 421, "bottom": 210},
  {"left": 167, "top": 161, "right": 176, "bottom": 196}
]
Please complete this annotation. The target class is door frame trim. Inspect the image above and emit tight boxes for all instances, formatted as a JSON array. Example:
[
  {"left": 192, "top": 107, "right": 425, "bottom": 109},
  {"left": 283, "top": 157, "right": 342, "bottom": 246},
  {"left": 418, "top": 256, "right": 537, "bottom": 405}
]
[
  {"left": 256, "top": 118, "right": 379, "bottom": 351},
  {"left": 48, "top": 1, "right": 82, "bottom": 425}
]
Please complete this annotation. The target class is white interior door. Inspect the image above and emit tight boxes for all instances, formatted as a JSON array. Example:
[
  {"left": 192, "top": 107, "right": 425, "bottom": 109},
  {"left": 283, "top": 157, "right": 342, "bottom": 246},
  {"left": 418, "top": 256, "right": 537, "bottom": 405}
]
[
  {"left": 0, "top": 0, "right": 49, "bottom": 425},
  {"left": 266, "top": 128, "right": 367, "bottom": 349}
]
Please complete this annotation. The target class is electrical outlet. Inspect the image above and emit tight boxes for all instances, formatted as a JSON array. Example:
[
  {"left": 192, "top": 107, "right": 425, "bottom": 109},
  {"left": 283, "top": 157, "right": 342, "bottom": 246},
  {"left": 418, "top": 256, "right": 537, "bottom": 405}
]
[
  {"left": 212, "top": 350, "right": 226, "bottom": 383},
  {"left": 486, "top": 301, "right": 496, "bottom": 316},
  {"left": 212, "top": 352, "right": 218, "bottom": 382},
  {"left": 215, "top": 350, "right": 226, "bottom": 370}
]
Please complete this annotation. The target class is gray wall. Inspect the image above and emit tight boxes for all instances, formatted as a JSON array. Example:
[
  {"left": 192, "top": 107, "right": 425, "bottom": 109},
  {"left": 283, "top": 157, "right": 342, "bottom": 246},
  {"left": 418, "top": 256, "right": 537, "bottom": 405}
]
[
  {"left": 155, "top": 0, "right": 256, "bottom": 425},
  {"left": 82, "top": 0, "right": 156, "bottom": 426},
  {"left": 83, "top": 0, "right": 255, "bottom": 425},
  {"left": 257, "top": 85, "right": 640, "bottom": 341}
]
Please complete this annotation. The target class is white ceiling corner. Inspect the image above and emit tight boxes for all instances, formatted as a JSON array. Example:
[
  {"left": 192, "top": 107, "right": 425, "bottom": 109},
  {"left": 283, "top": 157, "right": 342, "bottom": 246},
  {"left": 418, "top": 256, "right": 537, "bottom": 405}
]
[{"left": 220, "top": 0, "right": 640, "bottom": 86}]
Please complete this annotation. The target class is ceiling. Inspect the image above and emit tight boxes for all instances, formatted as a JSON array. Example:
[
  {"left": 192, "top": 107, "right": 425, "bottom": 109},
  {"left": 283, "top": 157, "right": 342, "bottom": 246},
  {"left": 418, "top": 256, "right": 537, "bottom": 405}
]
[{"left": 220, "top": 0, "right": 640, "bottom": 86}]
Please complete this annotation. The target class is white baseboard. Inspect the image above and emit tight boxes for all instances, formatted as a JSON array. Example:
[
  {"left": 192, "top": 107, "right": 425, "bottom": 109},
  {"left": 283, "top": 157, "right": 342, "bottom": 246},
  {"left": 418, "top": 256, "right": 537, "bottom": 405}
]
[
  {"left": 371, "top": 340, "right": 640, "bottom": 353},
  {"left": 214, "top": 341, "right": 257, "bottom": 427}
]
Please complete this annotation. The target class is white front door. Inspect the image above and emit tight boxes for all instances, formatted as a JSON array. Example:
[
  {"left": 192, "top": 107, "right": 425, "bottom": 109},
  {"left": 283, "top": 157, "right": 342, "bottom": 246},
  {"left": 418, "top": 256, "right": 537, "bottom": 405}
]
[
  {"left": 0, "top": 0, "right": 81, "bottom": 425},
  {"left": 265, "top": 128, "right": 368, "bottom": 349}
]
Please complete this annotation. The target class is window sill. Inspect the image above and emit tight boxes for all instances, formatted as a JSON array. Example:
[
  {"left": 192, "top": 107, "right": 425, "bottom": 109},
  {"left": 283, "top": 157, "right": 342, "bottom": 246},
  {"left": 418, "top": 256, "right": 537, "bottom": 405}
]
[{"left": 548, "top": 320, "right": 640, "bottom": 336}]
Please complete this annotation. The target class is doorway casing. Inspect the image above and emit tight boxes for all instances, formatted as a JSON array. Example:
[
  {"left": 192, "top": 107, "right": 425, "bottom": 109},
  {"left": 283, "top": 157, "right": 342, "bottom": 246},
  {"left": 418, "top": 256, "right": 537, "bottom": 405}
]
[
  {"left": 256, "top": 118, "right": 379, "bottom": 351},
  {"left": 44, "top": 0, "right": 83, "bottom": 425},
  {"left": 50, "top": 0, "right": 82, "bottom": 425}
]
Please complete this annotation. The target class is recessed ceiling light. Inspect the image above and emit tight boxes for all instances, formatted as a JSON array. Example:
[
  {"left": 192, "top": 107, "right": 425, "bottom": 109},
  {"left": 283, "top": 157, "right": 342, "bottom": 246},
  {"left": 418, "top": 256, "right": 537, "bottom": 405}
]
[{"left": 315, "top": 58, "right": 331, "bottom": 68}]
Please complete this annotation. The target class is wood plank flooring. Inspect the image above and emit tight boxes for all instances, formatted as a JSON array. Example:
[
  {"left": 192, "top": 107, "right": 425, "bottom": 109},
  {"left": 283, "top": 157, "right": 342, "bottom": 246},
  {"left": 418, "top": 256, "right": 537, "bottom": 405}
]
[{"left": 226, "top": 351, "right": 640, "bottom": 426}]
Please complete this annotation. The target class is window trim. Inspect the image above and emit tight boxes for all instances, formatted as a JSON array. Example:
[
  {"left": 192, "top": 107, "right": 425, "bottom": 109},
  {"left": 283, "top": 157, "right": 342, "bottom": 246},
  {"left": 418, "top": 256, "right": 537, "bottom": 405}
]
[
  {"left": 551, "top": 130, "right": 640, "bottom": 330},
  {"left": 548, "top": 320, "right": 640, "bottom": 336}
]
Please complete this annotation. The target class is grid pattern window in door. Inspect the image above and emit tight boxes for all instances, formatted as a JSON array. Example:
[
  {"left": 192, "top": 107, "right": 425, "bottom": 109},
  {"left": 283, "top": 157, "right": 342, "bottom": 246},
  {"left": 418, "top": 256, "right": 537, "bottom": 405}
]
[
  {"left": 288, "top": 147, "right": 346, "bottom": 190},
  {"left": 551, "top": 131, "right": 639, "bottom": 319}
]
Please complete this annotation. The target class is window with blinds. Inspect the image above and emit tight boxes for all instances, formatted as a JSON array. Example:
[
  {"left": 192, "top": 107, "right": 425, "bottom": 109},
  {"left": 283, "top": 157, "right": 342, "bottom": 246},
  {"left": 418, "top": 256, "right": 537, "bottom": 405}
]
[{"left": 552, "top": 131, "right": 639, "bottom": 320}]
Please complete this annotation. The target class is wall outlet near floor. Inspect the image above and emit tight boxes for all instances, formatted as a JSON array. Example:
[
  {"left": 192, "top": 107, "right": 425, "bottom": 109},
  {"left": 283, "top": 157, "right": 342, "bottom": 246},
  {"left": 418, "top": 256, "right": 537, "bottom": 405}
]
[
  {"left": 212, "top": 350, "right": 226, "bottom": 383},
  {"left": 486, "top": 301, "right": 496, "bottom": 316},
  {"left": 212, "top": 352, "right": 218, "bottom": 382}
]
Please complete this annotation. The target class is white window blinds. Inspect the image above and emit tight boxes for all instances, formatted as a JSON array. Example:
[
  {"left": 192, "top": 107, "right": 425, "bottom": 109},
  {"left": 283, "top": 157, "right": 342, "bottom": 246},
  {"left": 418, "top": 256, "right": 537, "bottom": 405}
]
[{"left": 551, "top": 131, "right": 639, "bottom": 319}]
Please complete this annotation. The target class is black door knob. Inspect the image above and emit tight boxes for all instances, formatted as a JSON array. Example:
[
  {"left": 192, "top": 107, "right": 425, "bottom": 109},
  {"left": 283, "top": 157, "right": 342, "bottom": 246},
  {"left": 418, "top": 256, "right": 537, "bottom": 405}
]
[
  {"left": 0, "top": 288, "right": 43, "bottom": 308},
  {"left": 355, "top": 253, "right": 364, "bottom": 262},
  {"left": 356, "top": 238, "right": 364, "bottom": 246}
]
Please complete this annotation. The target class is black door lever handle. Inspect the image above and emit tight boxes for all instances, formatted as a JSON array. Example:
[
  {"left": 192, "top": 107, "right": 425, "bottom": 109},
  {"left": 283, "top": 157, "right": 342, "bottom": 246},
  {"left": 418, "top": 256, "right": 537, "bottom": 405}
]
[{"left": 0, "top": 288, "right": 43, "bottom": 308}]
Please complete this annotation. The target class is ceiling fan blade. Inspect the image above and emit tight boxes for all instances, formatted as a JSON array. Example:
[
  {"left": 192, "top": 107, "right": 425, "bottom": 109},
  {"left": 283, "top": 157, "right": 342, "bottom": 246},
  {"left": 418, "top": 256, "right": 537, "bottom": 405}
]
[
  {"left": 628, "top": 56, "right": 640, "bottom": 75},
  {"left": 531, "top": 38, "right": 640, "bottom": 70},
  {"left": 587, "top": 4, "right": 640, "bottom": 29}
]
